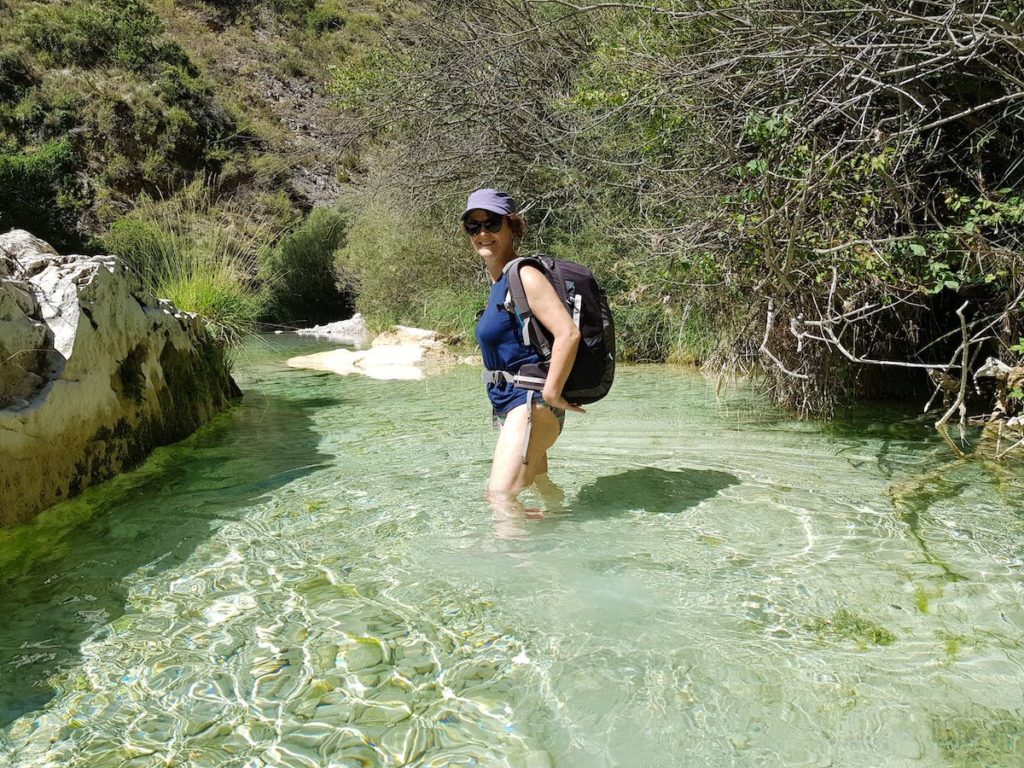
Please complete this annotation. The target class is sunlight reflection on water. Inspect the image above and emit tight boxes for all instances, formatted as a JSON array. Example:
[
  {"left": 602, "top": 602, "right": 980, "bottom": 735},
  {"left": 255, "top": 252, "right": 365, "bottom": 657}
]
[{"left": 2, "top": 335, "right": 1024, "bottom": 767}]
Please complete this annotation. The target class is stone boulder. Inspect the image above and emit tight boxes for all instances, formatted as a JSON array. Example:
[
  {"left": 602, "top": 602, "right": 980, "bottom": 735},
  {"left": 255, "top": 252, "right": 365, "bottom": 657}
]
[
  {"left": 0, "top": 230, "right": 240, "bottom": 526},
  {"left": 293, "top": 313, "right": 371, "bottom": 347}
]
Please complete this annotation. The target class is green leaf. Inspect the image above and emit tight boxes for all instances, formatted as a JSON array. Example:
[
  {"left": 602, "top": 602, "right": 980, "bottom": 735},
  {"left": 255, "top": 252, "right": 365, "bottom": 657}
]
[{"left": 910, "top": 243, "right": 926, "bottom": 257}]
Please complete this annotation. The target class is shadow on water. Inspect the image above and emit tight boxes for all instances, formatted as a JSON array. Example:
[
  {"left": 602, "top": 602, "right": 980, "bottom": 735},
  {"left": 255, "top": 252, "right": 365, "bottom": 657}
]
[
  {"left": 570, "top": 467, "right": 740, "bottom": 519},
  {"left": 0, "top": 392, "right": 335, "bottom": 728}
]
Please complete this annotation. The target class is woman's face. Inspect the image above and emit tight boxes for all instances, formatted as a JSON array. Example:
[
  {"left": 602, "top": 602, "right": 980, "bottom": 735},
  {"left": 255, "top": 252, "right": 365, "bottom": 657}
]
[{"left": 465, "top": 209, "right": 514, "bottom": 262}]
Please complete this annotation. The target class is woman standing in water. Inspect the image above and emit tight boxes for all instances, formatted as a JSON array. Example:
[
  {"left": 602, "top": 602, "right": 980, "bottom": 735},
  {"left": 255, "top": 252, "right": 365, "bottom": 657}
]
[{"left": 463, "top": 188, "right": 583, "bottom": 504}]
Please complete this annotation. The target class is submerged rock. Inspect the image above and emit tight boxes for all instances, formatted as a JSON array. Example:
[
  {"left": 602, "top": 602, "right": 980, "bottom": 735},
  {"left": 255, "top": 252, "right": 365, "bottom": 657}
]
[{"left": 0, "top": 230, "right": 240, "bottom": 526}]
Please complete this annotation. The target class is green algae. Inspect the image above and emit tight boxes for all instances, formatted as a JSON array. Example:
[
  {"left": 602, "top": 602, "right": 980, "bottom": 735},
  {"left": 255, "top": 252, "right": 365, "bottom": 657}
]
[
  {"left": 932, "top": 711, "right": 1024, "bottom": 768},
  {"left": 804, "top": 609, "right": 896, "bottom": 647}
]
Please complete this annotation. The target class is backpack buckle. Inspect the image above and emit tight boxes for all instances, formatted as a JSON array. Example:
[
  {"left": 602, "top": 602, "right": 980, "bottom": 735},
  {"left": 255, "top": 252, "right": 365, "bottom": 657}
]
[{"left": 482, "top": 369, "right": 515, "bottom": 386}]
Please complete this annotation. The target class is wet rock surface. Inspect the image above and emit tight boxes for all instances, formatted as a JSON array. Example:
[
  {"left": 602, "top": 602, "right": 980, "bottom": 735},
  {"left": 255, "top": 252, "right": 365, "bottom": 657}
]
[
  {"left": 286, "top": 325, "right": 460, "bottom": 381},
  {"left": 0, "top": 230, "right": 240, "bottom": 525}
]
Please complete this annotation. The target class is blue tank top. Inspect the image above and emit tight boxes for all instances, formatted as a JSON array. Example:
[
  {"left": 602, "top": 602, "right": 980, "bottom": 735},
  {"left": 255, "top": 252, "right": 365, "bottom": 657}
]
[{"left": 475, "top": 269, "right": 542, "bottom": 415}]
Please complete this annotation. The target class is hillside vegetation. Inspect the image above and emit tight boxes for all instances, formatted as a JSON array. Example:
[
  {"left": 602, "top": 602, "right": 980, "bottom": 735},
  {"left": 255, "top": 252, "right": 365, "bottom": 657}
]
[
  {"left": 0, "top": 0, "right": 363, "bottom": 332},
  {"left": 2, "top": 0, "right": 1022, "bottom": 418}
]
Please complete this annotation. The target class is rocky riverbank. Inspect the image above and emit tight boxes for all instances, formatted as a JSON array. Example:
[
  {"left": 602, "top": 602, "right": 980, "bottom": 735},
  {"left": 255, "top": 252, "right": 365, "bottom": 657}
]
[{"left": 0, "top": 231, "right": 240, "bottom": 526}]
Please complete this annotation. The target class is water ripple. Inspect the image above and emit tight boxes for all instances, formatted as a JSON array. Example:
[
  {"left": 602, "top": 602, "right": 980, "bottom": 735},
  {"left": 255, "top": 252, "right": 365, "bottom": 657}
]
[{"left": 3, "top": 341, "right": 1024, "bottom": 766}]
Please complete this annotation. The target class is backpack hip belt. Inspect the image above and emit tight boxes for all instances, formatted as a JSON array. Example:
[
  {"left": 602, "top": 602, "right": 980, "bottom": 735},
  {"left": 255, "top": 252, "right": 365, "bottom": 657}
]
[{"left": 481, "top": 369, "right": 547, "bottom": 390}]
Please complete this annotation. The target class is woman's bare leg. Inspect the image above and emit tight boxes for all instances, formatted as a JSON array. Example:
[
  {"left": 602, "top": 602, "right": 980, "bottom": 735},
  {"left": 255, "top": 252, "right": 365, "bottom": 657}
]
[
  {"left": 532, "top": 471, "right": 566, "bottom": 509},
  {"left": 488, "top": 402, "right": 562, "bottom": 498}
]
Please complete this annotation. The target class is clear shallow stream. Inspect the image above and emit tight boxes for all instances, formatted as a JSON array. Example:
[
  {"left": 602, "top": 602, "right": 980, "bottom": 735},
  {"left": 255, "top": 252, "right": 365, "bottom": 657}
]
[{"left": 2, "top": 334, "right": 1024, "bottom": 767}]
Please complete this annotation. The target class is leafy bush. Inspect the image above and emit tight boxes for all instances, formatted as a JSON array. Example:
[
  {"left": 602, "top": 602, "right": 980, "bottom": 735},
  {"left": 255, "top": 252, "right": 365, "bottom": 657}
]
[
  {"left": 198, "top": 0, "right": 314, "bottom": 23},
  {"left": 0, "top": 1, "right": 247, "bottom": 248},
  {"left": 0, "top": 139, "right": 85, "bottom": 248},
  {"left": 334, "top": 199, "right": 481, "bottom": 333},
  {"left": 103, "top": 217, "right": 180, "bottom": 274},
  {"left": 262, "top": 207, "right": 351, "bottom": 324},
  {"left": 308, "top": 4, "right": 346, "bottom": 34},
  {"left": 20, "top": 0, "right": 166, "bottom": 71},
  {"left": 0, "top": 46, "right": 35, "bottom": 100},
  {"left": 420, "top": 285, "right": 490, "bottom": 341}
]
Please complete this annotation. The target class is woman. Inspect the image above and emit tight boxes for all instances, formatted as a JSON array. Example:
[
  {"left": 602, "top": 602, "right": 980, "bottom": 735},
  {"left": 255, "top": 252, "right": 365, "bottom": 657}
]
[{"left": 463, "top": 188, "right": 583, "bottom": 502}]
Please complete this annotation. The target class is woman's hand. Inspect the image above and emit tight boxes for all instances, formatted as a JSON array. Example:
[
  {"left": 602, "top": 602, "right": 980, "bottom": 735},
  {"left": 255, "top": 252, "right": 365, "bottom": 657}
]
[{"left": 542, "top": 390, "right": 586, "bottom": 413}]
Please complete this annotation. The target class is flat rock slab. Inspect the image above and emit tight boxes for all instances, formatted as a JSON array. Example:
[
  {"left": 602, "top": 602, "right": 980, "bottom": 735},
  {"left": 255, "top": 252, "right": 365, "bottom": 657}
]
[
  {"left": 286, "top": 325, "right": 457, "bottom": 380},
  {"left": 286, "top": 345, "right": 427, "bottom": 380}
]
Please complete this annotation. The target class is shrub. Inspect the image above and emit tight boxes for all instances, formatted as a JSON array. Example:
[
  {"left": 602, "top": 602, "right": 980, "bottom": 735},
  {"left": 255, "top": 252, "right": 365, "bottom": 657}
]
[
  {"left": 20, "top": 0, "right": 165, "bottom": 71},
  {"left": 334, "top": 199, "right": 481, "bottom": 332},
  {"left": 198, "top": 0, "right": 314, "bottom": 23},
  {"left": 0, "top": 46, "right": 35, "bottom": 100},
  {"left": 103, "top": 217, "right": 180, "bottom": 274},
  {"left": 419, "top": 285, "right": 484, "bottom": 341},
  {"left": 69, "top": 67, "right": 237, "bottom": 196},
  {"left": 308, "top": 5, "right": 346, "bottom": 34},
  {"left": 262, "top": 207, "right": 352, "bottom": 324},
  {"left": 270, "top": 0, "right": 316, "bottom": 18},
  {"left": 0, "top": 139, "right": 85, "bottom": 249}
]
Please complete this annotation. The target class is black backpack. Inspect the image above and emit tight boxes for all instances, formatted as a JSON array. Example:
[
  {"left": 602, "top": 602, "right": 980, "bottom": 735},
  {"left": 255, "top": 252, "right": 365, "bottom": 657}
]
[{"left": 497, "top": 254, "right": 615, "bottom": 404}]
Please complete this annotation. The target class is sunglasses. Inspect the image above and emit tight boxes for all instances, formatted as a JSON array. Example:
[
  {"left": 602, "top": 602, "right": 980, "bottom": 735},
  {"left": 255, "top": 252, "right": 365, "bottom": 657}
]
[{"left": 464, "top": 214, "right": 504, "bottom": 236}]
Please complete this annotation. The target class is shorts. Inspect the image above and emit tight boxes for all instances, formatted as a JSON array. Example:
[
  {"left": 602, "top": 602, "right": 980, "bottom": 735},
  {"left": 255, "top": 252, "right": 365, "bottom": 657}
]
[{"left": 492, "top": 398, "right": 566, "bottom": 433}]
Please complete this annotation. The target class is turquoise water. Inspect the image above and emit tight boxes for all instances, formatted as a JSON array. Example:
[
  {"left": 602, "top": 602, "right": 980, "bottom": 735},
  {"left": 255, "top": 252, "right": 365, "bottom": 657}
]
[{"left": 2, "top": 334, "right": 1024, "bottom": 767}]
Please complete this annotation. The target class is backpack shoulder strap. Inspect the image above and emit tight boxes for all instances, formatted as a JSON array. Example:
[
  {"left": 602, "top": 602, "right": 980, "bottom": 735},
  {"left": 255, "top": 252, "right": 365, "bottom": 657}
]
[{"left": 503, "top": 255, "right": 553, "bottom": 358}]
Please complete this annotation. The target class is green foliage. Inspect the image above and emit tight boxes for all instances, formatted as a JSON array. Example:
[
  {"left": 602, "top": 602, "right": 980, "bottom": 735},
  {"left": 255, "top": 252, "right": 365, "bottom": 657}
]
[
  {"left": 263, "top": 207, "right": 351, "bottom": 324},
  {"left": 0, "top": 46, "right": 35, "bottom": 100},
  {"left": 308, "top": 3, "right": 347, "bottom": 33},
  {"left": 103, "top": 216, "right": 179, "bottom": 274},
  {"left": 0, "top": 0, "right": 246, "bottom": 248},
  {"left": 198, "top": 0, "right": 314, "bottom": 23},
  {"left": 0, "top": 139, "right": 85, "bottom": 248},
  {"left": 334, "top": 199, "right": 480, "bottom": 333},
  {"left": 101, "top": 187, "right": 273, "bottom": 343},
  {"left": 328, "top": 49, "right": 400, "bottom": 112},
  {"left": 19, "top": 0, "right": 166, "bottom": 71},
  {"left": 546, "top": 221, "right": 725, "bottom": 364},
  {"left": 419, "top": 286, "right": 484, "bottom": 340}
]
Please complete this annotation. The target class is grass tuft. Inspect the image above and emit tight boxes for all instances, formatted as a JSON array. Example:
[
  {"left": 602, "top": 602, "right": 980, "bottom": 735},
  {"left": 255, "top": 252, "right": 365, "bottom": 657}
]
[{"left": 102, "top": 185, "right": 275, "bottom": 344}]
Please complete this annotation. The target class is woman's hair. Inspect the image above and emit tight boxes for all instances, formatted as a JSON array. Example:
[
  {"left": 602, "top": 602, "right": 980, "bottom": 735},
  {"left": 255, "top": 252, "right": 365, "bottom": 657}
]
[{"left": 505, "top": 213, "right": 527, "bottom": 240}]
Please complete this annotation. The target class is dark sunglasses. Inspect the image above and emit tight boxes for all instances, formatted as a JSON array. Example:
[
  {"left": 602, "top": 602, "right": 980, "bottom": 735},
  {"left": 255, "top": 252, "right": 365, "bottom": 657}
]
[{"left": 464, "top": 214, "right": 504, "bottom": 236}]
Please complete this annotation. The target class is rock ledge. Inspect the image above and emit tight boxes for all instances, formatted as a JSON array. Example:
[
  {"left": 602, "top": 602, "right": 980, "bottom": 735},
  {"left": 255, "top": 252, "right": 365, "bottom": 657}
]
[{"left": 0, "top": 230, "right": 240, "bottom": 526}]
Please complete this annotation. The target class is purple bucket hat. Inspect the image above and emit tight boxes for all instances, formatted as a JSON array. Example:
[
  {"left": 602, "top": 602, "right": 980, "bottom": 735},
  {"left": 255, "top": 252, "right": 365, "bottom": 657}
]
[{"left": 460, "top": 188, "right": 518, "bottom": 221}]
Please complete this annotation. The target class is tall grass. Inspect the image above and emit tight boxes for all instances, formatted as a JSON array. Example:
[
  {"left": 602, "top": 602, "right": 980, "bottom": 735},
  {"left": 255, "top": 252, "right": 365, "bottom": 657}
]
[{"left": 101, "top": 185, "right": 275, "bottom": 344}]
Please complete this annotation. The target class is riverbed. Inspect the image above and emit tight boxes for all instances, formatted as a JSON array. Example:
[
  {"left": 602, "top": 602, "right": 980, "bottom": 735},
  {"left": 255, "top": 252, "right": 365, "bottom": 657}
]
[{"left": 2, "top": 334, "right": 1023, "bottom": 767}]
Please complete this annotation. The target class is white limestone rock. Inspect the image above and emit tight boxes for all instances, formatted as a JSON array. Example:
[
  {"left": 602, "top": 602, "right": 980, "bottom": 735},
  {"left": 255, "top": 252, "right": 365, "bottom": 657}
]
[
  {"left": 0, "top": 230, "right": 240, "bottom": 526},
  {"left": 286, "top": 324, "right": 454, "bottom": 381},
  {"left": 294, "top": 313, "right": 371, "bottom": 347}
]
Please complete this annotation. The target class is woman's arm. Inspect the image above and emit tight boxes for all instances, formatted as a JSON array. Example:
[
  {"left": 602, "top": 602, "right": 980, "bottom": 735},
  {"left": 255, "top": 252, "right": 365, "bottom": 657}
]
[{"left": 519, "top": 265, "right": 585, "bottom": 413}]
